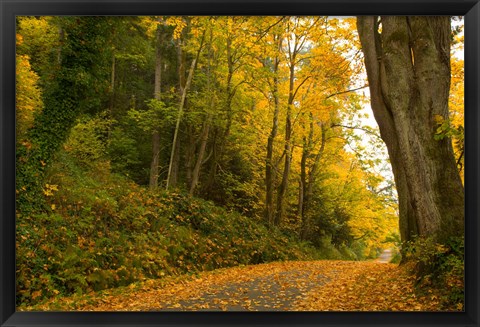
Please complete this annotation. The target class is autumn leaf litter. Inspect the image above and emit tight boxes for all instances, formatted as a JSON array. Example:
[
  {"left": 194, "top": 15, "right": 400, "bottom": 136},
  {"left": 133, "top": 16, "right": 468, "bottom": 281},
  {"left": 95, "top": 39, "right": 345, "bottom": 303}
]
[{"left": 26, "top": 260, "right": 453, "bottom": 312}]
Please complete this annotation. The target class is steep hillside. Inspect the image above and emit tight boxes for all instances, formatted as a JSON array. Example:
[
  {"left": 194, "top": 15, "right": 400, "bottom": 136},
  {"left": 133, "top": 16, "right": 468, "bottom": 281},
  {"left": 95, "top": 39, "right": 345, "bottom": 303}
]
[{"left": 17, "top": 151, "right": 338, "bottom": 307}]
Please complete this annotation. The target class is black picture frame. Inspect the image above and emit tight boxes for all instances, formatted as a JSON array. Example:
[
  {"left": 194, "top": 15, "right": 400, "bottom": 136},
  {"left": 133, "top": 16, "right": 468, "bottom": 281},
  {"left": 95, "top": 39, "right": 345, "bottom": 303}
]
[{"left": 1, "top": 0, "right": 479, "bottom": 326}]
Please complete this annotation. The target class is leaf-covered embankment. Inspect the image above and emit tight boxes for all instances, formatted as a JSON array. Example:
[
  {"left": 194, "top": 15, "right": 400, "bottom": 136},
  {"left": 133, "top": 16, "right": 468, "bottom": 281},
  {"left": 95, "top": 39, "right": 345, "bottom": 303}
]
[{"left": 17, "top": 154, "right": 331, "bottom": 307}]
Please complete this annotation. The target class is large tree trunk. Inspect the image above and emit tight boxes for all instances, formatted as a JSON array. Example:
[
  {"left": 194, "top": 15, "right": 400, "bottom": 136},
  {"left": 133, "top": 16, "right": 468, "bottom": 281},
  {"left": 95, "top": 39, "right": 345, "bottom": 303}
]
[
  {"left": 17, "top": 18, "right": 112, "bottom": 213},
  {"left": 357, "top": 16, "right": 464, "bottom": 243}
]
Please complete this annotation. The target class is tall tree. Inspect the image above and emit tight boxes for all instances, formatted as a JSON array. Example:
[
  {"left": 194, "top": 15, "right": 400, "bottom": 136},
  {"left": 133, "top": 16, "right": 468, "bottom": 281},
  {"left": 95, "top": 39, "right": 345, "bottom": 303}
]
[
  {"left": 356, "top": 16, "right": 464, "bottom": 243},
  {"left": 149, "top": 19, "right": 164, "bottom": 189},
  {"left": 264, "top": 34, "right": 282, "bottom": 227},
  {"left": 189, "top": 24, "right": 216, "bottom": 195},
  {"left": 202, "top": 17, "right": 254, "bottom": 199},
  {"left": 299, "top": 116, "right": 326, "bottom": 239},
  {"left": 275, "top": 17, "right": 311, "bottom": 226},
  {"left": 166, "top": 18, "right": 205, "bottom": 190}
]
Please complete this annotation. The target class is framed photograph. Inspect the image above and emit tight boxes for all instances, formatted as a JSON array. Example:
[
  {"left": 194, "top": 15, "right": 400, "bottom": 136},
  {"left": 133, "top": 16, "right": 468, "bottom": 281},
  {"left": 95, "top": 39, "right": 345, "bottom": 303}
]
[{"left": 1, "top": 0, "right": 478, "bottom": 326}]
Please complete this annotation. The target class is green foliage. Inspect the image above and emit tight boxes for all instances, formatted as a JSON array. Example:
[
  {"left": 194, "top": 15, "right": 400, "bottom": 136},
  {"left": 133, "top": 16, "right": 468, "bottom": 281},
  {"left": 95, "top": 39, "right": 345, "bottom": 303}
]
[
  {"left": 104, "top": 111, "right": 153, "bottom": 184},
  {"left": 389, "top": 252, "right": 402, "bottom": 264},
  {"left": 383, "top": 232, "right": 402, "bottom": 263},
  {"left": 434, "top": 116, "right": 464, "bottom": 142},
  {"left": 16, "top": 17, "right": 115, "bottom": 213},
  {"left": 312, "top": 236, "right": 347, "bottom": 260},
  {"left": 107, "top": 127, "right": 142, "bottom": 176},
  {"left": 15, "top": 53, "right": 43, "bottom": 141},
  {"left": 434, "top": 115, "right": 464, "bottom": 173},
  {"left": 403, "top": 236, "right": 464, "bottom": 310},
  {"left": 211, "top": 170, "right": 261, "bottom": 217},
  {"left": 64, "top": 114, "right": 114, "bottom": 168},
  {"left": 128, "top": 98, "right": 177, "bottom": 133},
  {"left": 16, "top": 16, "right": 59, "bottom": 79}
]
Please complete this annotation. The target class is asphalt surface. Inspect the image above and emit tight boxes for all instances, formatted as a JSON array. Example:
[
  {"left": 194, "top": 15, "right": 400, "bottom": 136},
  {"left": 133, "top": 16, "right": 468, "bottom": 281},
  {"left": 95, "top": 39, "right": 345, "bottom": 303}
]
[
  {"left": 376, "top": 249, "right": 393, "bottom": 263},
  {"left": 150, "top": 251, "right": 393, "bottom": 311},
  {"left": 156, "top": 269, "right": 329, "bottom": 311}
]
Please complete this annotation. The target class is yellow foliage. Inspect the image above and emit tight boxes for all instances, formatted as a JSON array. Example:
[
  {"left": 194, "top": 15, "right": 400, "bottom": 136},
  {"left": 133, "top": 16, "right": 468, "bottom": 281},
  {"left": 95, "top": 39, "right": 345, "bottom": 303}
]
[
  {"left": 16, "top": 54, "right": 43, "bottom": 140},
  {"left": 165, "top": 17, "right": 187, "bottom": 39},
  {"left": 43, "top": 184, "right": 59, "bottom": 197},
  {"left": 137, "top": 16, "right": 159, "bottom": 39},
  {"left": 449, "top": 55, "right": 464, "bottom": 182}
]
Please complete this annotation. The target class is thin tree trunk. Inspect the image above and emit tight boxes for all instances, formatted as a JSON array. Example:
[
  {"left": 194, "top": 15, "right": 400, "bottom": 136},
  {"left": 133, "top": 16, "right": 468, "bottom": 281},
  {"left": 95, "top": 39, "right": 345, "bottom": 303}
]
[
  {"left": 149, "top": 132, "right": 160, "bottom": 188},
  {"left": 109, "top": 52, "right": 116, "bottom": 114},
  {"left": 205, "top": 35, "right": 234, "bottom": 190},
  {"left": 185, "top": 124, "right": 196, "bottom": 187},
  {"left": 275, "top": 53, "right": 295, "bottom": 226},
  {"left": 306, "top": 123, "right": 326, "bottom": 198},
  {"left": 189, "top": 115, "right": 212, "bottom": 195},
  {"left": 298, "top": 177, "right": 304, "bottom": 221},
  {"left": 190, "top": 28, "right": 216, "bottom": 195},
  {"left": 166, "top": 58, "right": 196, "bottom": 190},
  {"left": 299, "top": 115, "right": 313, "bottom": 238},
  {"left": 166, "top": 31, "right": 205, "bottom": 190},
  {"left": 166, "top": 35, "right": 187, "bottom": 189},
  {"left": 265, "top": 40, "right": 281, "bottom": 226},
  {"left": 265, "top": 87, "right": 279, "bottom": 226},
  {"left": 149, "top": 23, "right": 163, "bottom": 190},
  {"left": 300, "top": 119, "right": 326, "bottom": 239}
]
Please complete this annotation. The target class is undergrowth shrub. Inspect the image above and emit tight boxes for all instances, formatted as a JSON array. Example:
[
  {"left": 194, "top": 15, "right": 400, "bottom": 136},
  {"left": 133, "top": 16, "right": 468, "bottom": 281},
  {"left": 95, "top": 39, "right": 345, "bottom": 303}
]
[{"left": 403, "top": 236, "right": 464, "bottom": 310}]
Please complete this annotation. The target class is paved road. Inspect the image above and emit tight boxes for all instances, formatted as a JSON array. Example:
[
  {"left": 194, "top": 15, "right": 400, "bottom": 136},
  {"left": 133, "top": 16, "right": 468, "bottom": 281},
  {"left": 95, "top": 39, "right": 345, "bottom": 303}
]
[
  {"left": 130, "top": 262, "right": 337, "bottom": 311},
  {"left": 152, "top": 258, "right": 394, "bottom": 311},
  {"left": 376, "top": 249, "right": 393, "bottom": 263},
  {"left": 67, "top": 261, "right": 399, "bottom": 311},
  {"left": 174, "top": 270, "right": 329, "bottom": 311}
]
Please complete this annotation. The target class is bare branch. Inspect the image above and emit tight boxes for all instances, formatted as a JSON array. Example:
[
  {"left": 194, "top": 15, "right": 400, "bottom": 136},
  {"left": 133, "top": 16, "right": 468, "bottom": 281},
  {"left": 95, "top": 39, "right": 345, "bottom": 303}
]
[
  {"left": 330, "top": 123, "right": 381, "bottom": 139},
  {"left": 325, "top": 84, "right": 369, "bottom": 99}
]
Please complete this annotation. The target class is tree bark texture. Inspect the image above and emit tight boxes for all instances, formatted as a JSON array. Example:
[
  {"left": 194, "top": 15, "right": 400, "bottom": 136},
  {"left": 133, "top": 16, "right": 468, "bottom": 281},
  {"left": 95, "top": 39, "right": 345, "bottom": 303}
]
[{"left": 357, "top": 16, "right": 464, "bottom": 242}]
